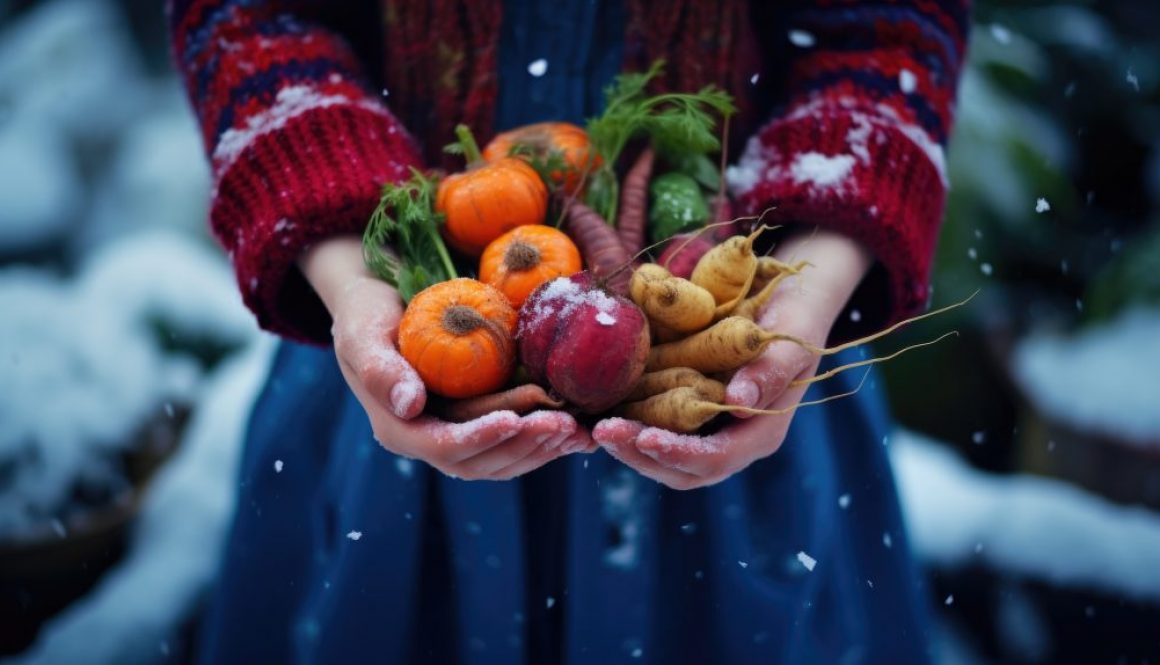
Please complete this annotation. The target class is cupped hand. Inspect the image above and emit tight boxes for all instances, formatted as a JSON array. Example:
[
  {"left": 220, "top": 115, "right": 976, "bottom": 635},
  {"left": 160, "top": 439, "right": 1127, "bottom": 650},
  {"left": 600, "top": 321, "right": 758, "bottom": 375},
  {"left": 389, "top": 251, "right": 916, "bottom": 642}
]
[
  {"left": 594, "top": 229, "right": 874, "bottom": 490},
  {"left": 301, "top": 236, "right": 591, "bottom": 480}
]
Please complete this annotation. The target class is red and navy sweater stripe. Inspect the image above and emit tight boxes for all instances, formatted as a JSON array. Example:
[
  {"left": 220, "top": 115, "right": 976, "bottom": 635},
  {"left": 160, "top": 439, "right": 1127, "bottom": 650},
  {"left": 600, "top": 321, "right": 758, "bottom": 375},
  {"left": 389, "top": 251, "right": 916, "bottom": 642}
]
[{"left": 168, "top": 0, "right": 969, "bottom": 343}]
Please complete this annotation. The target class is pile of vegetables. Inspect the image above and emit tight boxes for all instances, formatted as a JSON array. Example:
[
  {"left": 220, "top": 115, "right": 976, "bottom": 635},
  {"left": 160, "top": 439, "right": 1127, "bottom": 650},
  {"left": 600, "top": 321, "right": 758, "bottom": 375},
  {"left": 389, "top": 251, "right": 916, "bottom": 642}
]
[{"left": 363, "top": 61, "right": 955, "bottom": 430}]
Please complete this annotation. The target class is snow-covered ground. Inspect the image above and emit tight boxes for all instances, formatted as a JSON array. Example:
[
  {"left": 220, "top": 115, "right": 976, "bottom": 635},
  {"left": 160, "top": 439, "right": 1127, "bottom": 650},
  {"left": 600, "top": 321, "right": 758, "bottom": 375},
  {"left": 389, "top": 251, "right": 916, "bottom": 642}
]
[
  {"left": 1013, "top": 308, "right": 1160, "bottom": 448},
  {"left": 892, "top": 429, "right": 1160, "bottom": 601}
]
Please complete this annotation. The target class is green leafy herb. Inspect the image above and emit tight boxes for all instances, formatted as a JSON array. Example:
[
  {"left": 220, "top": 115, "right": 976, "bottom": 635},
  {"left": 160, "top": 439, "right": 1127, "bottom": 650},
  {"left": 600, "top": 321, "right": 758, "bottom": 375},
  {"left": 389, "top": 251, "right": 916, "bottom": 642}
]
[
  {"left": 363, "top": 168, "right": 457, "bottom": 303},
  {"left": 584, "top": 60, "right": 736, "bottom": 223}
]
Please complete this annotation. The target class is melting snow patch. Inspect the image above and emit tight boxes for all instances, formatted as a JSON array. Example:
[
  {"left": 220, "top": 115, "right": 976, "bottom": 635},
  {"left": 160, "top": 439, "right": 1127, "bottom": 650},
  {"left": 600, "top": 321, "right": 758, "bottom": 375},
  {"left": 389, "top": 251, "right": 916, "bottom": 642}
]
[
  {"left": 797, "top": 551, "right": 817, "bottom": 571},
  {"left": 790, "top": 152, "right": 856, "bottom": 190}
]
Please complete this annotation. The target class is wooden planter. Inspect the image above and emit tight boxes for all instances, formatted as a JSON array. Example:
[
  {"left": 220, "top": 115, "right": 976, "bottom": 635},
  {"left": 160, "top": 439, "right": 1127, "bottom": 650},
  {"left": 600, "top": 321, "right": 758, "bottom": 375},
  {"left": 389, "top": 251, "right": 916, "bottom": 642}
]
[{"left": 0, "top": 405, "right": 189, "bottom": 656}]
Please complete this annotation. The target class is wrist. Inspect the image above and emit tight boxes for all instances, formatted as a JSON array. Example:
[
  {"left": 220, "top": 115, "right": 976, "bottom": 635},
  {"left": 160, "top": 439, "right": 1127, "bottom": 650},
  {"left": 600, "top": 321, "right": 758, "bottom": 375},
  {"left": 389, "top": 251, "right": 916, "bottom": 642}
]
[
  {"left": 768, "top": 228, "right": 874, "bottom": 326},
  {"left": 298, "top": 234, "right": 376, "bottom": 315}
]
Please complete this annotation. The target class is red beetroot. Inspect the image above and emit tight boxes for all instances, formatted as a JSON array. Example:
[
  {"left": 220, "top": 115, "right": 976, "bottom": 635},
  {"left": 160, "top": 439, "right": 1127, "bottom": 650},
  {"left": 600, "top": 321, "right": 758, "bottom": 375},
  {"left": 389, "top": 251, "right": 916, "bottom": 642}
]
[
  {"left": 655, "top": 232, "right": 715, "bottom": 280},
  {"left": 517, "top": 272, "right": 650, "bottom": 414}
]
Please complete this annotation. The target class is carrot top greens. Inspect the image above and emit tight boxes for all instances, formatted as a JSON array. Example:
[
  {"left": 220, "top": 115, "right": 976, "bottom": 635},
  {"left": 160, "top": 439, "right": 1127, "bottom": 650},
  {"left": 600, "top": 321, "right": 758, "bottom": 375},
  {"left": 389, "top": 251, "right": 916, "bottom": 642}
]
[
  {"left": 584, "top": 60, "right": 736, "bottom": 224},
  {"left": 363, "top": 168, "right": 457, "bottom": 303}
]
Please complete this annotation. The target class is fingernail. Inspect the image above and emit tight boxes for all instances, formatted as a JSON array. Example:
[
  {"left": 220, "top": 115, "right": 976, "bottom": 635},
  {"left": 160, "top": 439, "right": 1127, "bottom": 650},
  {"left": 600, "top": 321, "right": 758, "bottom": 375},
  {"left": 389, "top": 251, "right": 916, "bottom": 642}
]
[
  {"left": 729, "top": 379, "right": 759, "bottom": 408},
  {"left": 390, "top": 382, "right": 418, "bottom": 418}
]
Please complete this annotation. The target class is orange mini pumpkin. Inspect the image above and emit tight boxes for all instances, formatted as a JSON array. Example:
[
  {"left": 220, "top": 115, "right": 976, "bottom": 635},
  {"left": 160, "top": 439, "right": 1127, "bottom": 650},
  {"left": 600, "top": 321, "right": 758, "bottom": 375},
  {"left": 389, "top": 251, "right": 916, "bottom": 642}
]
[
  {"left": 479, "top": 225, "right": 582, "bottom": 308},
  {"left": 437, "top": 125, "right": 548, "bottom": 257},
  {"left": 482, "top": 122, "right": 600, "bottom": 195},
  {"left": 397, "top": 278, "right": 519, "bottom": 399}
]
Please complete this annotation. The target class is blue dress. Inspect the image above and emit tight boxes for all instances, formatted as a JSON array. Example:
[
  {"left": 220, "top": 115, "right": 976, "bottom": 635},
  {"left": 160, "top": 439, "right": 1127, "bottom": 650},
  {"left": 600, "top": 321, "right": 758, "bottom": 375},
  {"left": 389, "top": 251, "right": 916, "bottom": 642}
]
[{"left": 198, "top": 2, "right": 932, "bottom": 662}]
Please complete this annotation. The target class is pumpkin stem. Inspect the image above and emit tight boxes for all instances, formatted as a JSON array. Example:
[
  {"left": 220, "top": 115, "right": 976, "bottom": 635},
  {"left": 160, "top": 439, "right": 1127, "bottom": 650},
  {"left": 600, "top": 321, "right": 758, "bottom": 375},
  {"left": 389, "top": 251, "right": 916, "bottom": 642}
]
[
  {"left": 443, "top": 304, "right": 486, "bottom": 336},
  {"left": 504, "top": 240, "right": 542, "bottom": 272},
  {"left": 454, "top": 124, "right": 484, "bottom": 166}
]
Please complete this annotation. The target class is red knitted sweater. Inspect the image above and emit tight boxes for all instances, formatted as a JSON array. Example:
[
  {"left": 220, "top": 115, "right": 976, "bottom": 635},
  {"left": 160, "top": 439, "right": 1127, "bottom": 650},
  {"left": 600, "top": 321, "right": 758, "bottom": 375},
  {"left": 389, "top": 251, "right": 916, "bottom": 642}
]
[{"left": 168, "top": 0, "right": 969, "bottom": 344}]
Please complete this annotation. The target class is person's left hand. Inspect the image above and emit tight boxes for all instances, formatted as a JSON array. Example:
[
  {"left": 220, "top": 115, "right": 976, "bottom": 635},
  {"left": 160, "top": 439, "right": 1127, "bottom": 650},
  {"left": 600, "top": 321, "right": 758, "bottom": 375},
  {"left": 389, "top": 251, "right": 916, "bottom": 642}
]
[{"left": 594, "top": 229, "right": 874, "bottom": 490}]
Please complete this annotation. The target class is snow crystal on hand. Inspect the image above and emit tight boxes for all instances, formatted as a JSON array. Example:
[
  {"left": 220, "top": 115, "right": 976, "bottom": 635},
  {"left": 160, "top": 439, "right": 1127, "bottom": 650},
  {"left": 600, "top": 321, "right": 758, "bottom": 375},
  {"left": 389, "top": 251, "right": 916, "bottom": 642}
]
[
  {"left": 788, "top": 29, "right": 815, "bottom": 47},
  {"left": 347, "top": 530, "right": 362, "bottom": 541},
  {"left": 527, "top": 59, "right": 548, "bottom": 77},
  {"left": 796, "top": 551, "right": 817, "bottom": 571},
  {"left": 1036, "top": 197, "right": 1051, "bottom": 213}
]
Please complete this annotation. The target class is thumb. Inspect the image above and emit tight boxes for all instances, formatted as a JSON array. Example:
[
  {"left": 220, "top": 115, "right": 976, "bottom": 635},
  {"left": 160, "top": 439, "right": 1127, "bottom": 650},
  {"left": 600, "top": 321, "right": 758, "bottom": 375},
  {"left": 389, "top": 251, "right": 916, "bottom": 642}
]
[
  {"left": 333, "top": 281, "right": 428, "bottom": 420},
  {"left": 725, "top": 340, "right": 814, "bottom": 416}
]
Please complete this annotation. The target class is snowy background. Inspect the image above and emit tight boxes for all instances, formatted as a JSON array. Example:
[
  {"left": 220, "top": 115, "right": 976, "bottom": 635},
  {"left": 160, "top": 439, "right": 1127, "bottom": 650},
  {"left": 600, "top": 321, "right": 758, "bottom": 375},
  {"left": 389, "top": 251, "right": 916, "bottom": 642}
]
[{"left": 0, "top": 1, "right": 1158, "bottom": 663}]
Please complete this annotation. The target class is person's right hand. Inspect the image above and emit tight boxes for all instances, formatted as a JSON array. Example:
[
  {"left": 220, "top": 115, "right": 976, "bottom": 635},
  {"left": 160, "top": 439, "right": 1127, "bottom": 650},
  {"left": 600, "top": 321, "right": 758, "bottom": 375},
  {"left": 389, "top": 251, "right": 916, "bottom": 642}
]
[{"left": 300, "top": 235, "right": 592, "bottom": 480}]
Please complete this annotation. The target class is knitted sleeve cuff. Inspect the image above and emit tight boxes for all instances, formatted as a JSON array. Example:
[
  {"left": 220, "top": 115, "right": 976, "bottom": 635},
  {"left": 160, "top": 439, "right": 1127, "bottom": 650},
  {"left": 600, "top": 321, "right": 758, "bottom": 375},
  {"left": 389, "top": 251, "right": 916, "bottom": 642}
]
[
  {"left": 728, "top": 100, "right": 948, "bottom": 325},
  {"left": 209, "top": 100, "right": 422, "bottom": 344}
]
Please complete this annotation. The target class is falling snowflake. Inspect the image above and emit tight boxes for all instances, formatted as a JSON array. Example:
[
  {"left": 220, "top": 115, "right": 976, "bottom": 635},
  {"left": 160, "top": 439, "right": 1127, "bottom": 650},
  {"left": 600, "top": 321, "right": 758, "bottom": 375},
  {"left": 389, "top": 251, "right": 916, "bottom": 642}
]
[
  {"left": 945, "top": 595, "right": 955, "bottom": 606},
  {"left": 899, "top": 69, "right": 917, "bottom": 94},
  {"left": 347, "top": 530, "right": 362, "bottom": 541},
  {"left": 750, "top": 73, "right": 760, "bottom": 85},
  {"left": 796, "top": 551, "right": 817, "bottom": 572},
  {"left": 849, "top": 309, "right": 862, "bottom": 323},
  {"left": 274, "top": 459, "right": 284, "bottom": 473},
  {"left": 883, "top": 532, "right": 893, "bottom": 548},
  {"left": 980, "top": 263, "right": 993, "bottom": 276},
  {"left": 838, "top": 494, "right": 851, "bottom": 509},
  {"left": 990, "top": 24, "right": 1012, "bottom": 44},
  {"left": 395, "top": 457, "right": 414, "bottom": 478},
  {"left": 680, "top": 523, "right": 697, "bottom": 534},
  {"left": 546, "top": 596, "right": 556, "bottom": 609},
  {"left": 788, "top": 29, "right": 815, "bottom": 47},
  {"left": 1126, "top": 68, "right": 1140, "bottom": 92},
  {"left": 631, "top": 648, "right": 643, "bottom": 658},
  {"left": 1036, "top": 197, "right": 1051, "bottom": 213},
  {"left": 972, "top": 431, "right": 986, "bottom": 445},
  {"left": 527, "top": 59, "right": 548, "bottom": 77},
  {"left": 738, "top": 560, "right": 749, "bottom": 569}
]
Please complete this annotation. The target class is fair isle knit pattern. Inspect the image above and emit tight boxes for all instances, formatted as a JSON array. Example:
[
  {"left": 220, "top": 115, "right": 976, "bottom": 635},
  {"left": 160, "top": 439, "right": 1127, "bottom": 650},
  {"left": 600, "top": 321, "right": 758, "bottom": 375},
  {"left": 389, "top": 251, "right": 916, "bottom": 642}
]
[{"left": 167, "top": 0, "right": 969, "bottom": 343}]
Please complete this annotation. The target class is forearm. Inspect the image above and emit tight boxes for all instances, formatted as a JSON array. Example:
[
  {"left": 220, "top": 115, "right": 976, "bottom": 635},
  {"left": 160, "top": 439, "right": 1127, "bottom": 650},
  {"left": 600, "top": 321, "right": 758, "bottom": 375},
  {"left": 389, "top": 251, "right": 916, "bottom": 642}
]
[{"left": 299, "top": 235, "right": 379, "bottom": 317}]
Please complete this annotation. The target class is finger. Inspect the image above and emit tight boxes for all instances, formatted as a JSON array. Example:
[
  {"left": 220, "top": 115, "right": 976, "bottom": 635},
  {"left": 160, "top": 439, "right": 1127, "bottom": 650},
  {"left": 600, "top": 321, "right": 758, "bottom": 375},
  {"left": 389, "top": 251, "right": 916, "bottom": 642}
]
[
  {"left": 335, "top": 321, "right": 427, "bottom": 420},
  {"left": 488, "top": 431, "right": 590, "bottom": 480},
  {"left": 725, "top": 340, "right": 814, "bottom": 417},
  {"left": 633, "top": 427, "right": 728, "bottom": 477},
  {"left": 453, "top": 411, "right": 576, "bottom": 478},
  {"left": 595, "top": 419, "right": 703, "bottom": 490},
  {"left": 386, "top": 411, "right": 524, "bottom": 466}
]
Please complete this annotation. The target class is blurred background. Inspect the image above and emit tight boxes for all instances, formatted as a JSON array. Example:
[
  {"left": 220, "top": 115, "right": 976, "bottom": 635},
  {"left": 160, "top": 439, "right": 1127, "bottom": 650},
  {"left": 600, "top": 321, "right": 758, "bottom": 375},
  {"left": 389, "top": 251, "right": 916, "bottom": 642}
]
[{"left": 0, "top": 0, "right": 1157, "bottom": 663}]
